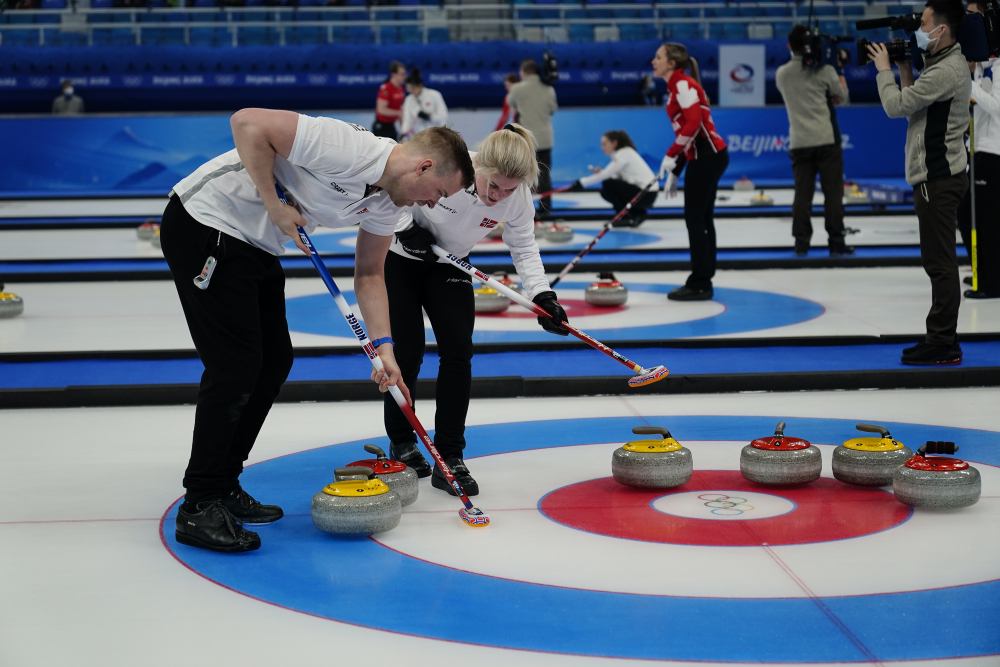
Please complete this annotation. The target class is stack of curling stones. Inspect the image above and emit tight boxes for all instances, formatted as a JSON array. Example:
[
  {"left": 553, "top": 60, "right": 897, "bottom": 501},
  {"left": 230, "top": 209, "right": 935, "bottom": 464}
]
[
  {"left": 346, "top": 444, "right": 419, "bottom": 507},
  {"left": 474, "top": 272, "right": 519, "bottom": 313},
  {"left": 741, "top": 421, "right": 822, "bottom": 485},
  {"left": 584, "top": 271, "right": 628, "bottom": 306},
  {"left": 546, "top": 221, "right": 574, "bottom": 244},
  {"left": 311, "top": 465, "right": 401, "bottom": 535},
  {"left": 612, "top": 426, "right": 693, "bottom": 488},
  {"left": 136, "top": 218, "right": 160, "bottom": 241},
  {"left": 893, "top": 440, "right": 981, "bottom": 508},
  {"left": 833, "top": 423, "right": 912, "bottom": 486},
  {"left": 0, "top": 283, "right": 24, "bottom": 319}
]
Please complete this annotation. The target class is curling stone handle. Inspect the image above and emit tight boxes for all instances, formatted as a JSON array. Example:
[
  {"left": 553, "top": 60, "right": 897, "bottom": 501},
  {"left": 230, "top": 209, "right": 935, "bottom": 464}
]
[
  {"left": 632, "top": 426, "right": 671, "bottom": 439},
  {"left": 363, "top": 444, "right": 387, "bottom": 460},
  {"left": 918, "top": 441, "right": 959, "bottom": 457},
  {"left": 335, "top": 466, "right": 375, "bottom": 480},
  {"left": 856, "top": 423, "right": 890, "bottom": 437},
  {"left": 774, "top": 421, "right": 786, "bottom": 437}
]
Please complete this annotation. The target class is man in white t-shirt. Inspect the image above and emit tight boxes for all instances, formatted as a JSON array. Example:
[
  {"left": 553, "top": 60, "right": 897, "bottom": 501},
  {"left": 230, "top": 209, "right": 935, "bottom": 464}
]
[{"left": 160, "top": 108, "right": 474, "bottom": 554}]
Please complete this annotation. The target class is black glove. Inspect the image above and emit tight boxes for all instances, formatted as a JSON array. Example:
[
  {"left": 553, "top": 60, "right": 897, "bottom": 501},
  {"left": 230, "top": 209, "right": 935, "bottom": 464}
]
[
  {"left": 532, "top": 290, "right": 569, "bottom": 336},
  {"left": 418, "top": 110, "right": 431, "bottom": 121},
  {"left": 396, "top": 224, "right": 437, "bottom": 262},
  {"left": 567, "top": 180, "right": 586, "bottom": 192}
]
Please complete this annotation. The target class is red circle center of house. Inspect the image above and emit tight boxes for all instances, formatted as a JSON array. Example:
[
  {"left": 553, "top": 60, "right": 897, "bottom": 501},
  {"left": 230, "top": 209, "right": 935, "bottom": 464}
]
[
  {"left": 477, "top": 298, "right": 626, "bottom": 318},
  {"left": 538, "top": 470, "right": 911, "bottom": 547}
]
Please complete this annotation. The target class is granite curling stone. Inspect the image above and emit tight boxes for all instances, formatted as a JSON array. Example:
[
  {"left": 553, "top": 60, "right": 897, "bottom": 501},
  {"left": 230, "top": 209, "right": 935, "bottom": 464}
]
[
  {"left": 136, "top": 219, "right": 159, "bottom": 240},
  {"left": 486, "top": 221, "right": 505, "bottom": 239},
  {"left": 750, "top": 190, "right": 774, "bottom": 207},
  {"left": 733, "top": 176, "right": 755, "bottom": 192},
  {"left": 844, "top": 182, "right": 871, "bottom": 205},
  {"left": 0, "top": 283, "right": 24, "bottom": 319},
  {"left": 833, "top": 423, "right": 913, "bottom": 486},
  {"left": 584, "top": 271, "right": 628, "bottom": 306},
  {"left": 612, "top": 426, "right": 693, "bottom": 488},
  {"left": 311, "top": 466, "right": 401, "bottom": 535},
  {"left": 740, "top": 421, "right": 822, "bottom": 485},
  {"left": 491, "top": 271, "right": 522, "bottom": 295},
  {"left": 893, "top": 440, "right": 981, "bottom": 508},
  {"left": 545, "top": 221, "right": 574, "bottom": 244},
  {"left": 347, "top": 444, "right": 419, "bottom": 507},
  {"left": 534, "top": 221, "right": 550, "bottom": 239},
  {"left": 474, "top": 285, "right": 509, "bottom": 313}
]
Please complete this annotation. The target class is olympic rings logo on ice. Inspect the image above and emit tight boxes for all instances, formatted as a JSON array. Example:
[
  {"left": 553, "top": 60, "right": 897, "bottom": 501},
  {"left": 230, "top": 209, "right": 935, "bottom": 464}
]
[{"left": 698, "top": 493, "right": 755, "bottom": 516}]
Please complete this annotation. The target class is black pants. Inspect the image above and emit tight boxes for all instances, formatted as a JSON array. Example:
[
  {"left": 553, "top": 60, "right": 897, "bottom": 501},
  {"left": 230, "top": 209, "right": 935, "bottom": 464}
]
[
  {"left": 957, "top": 151, "right": 1000, "bottom": 295},
  {"left": 382, "top": 252, "right": 475, "bottom": 459},
  {"left": 372, "top": 119, "right": 397, "bottom": 141},
  {"left": 914, "top": 171, "right": 969, "bottom": 346},
  {"left": 160, "top": 196, "right": 294, "bottom": 504},
  {"left": 536, "top": 148, "right": 552, "bottom": 216},
  {"left": 790, "top": 143, "right": 846, "bottom": 247},
  {"left": 683, "top": 142, "right": 729, "bottom": 290},
  {"left": 600, "top": 179, "right": 657, "bottom": 215}
]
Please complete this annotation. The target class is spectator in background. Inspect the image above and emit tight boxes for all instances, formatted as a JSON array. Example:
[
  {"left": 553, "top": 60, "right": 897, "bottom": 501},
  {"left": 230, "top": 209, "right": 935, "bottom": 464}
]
[
  {"left": 494, "top": 72, "right": 520, "bottom": 131},
  {"left": 635, "top": 75, "right": 659, "bottom": 106},
  {"left": 14, "top": 0, "right": 38, "bottom": 9},
  {"left": 508, "top": 58, "right": 557, "bottom": 219},
  {"left": 776, "top": 24, "right": 854, "bottom": 257},
  {"left": 400, "top": 67, "right": 448, "bottom": 140},
  {"left": 52, "top": 80, "right": 84, "bottom": 115},
  {"left": 373, "top": 61, "right": 407, "bottom": 141}
]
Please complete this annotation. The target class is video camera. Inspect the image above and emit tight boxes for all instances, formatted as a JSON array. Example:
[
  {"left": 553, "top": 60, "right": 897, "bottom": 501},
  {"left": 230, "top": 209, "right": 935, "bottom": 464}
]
[
  {"left": 802, "top": 28, "right": 855, "bottom": 70},
  {"left": 542, "top": 50, "right": 559, "bottom": 86}
]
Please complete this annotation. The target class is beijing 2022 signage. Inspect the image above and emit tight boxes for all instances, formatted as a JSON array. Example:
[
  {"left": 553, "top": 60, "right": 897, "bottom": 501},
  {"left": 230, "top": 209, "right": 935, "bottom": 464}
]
[{"left": 718, "top": 44, "right": 766, "bottom": 107}]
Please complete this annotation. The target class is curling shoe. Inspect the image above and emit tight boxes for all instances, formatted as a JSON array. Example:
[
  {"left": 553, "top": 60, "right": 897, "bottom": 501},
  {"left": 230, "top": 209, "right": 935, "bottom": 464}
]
[
  {"left": 175, "top": 499, "right": 260, "bottom": 553},
  {"left": 829, "top": 244, "right": 856, "bottom": 257},
  {"left": 390, "top": 440, "right": 432, "bottom": 478},
  {"left": 224, "top": 485, "right": 283, "bottom": 524},
  {"left": 668, "top": 285, "right": 713, "bottom": 301},
  {"left": 431, "top": 456, "right": 479, "bottom": 497},
  {"left": 902, "top": 342, "right": 962, "bottom": 366}
]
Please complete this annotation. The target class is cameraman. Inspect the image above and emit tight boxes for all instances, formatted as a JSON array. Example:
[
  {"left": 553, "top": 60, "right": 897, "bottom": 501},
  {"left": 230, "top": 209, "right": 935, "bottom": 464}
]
[
  {"left": 870, "top": 0, "right": 970, "bottom": 365},
  {"left": 776, "top": 25, "right": 855, "bottom": 257}
]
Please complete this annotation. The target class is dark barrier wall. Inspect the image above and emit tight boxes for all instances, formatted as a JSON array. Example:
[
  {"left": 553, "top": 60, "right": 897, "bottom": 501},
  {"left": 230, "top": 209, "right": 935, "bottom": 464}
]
[
  {"left": 0, "top": 106, "right": 905, "bottom": 196},
  {"left": 0, "top": 39, "right": 884, "bottom": 114}
]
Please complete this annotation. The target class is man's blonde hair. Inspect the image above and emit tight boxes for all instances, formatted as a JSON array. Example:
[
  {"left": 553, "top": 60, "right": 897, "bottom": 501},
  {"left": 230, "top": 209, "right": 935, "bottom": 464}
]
[
  {"left": 409, "top": 126, "right": 475, "bottom": 188},
  {"left": 475, "top": 123, "right": 539, "bottom": 188}
]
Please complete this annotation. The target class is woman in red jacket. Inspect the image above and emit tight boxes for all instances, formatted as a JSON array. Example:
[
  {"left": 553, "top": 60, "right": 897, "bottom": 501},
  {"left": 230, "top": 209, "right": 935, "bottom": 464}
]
[{"left": 652, "top": 43, "right": 729, "bottom": 301}]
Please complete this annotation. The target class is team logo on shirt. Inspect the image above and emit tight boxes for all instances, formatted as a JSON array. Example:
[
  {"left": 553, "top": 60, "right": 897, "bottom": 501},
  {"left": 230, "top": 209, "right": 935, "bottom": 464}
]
[
  {"left": 330, "top": 182, "right": 348, "bottom": 195},
  {"left": 437, "top": 203, "right": 457, "bottom": 214},
  {"left": 356, "top": 207, "right": 369, "bottom": 215},
  {"left": 346, "top": 123, "right": 368, "bottom": 133},
  {"left": 479, "top": 217, "right": 502, "bottom": 229}
]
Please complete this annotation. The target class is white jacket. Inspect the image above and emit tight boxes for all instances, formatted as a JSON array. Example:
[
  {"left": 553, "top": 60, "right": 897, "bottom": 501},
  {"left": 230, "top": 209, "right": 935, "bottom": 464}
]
[
  {"left": 578, "top": 146, "right": 657, "bottom": 188},
  {"left": 400, "top": 88, "right": 448, "bottom": 138},
  {"left": 390, "top": 153, "right": 551, "bottom": 299},
  {"left": 972, "top": 60, "right": 1000, "bottom": 157}
]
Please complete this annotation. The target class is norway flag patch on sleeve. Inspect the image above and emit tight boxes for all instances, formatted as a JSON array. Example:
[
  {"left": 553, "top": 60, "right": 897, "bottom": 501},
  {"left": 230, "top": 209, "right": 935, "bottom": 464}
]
[{"left": 480, "top": 217, "right": 501, "bottom": 229}]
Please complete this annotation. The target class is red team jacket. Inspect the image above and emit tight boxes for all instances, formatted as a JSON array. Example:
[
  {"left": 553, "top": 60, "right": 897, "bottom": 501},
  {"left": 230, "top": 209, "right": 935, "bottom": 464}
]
[
  {"left": 376, "top": 81, "right": 405, "bottom": 124},
  {"left": 664, "top": 69, "right": 727, "bottom": 162}
]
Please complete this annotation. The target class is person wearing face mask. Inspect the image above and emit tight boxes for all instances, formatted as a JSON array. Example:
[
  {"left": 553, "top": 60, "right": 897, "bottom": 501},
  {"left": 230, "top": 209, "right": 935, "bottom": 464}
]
[
  {"left": 52, "top": 80, "right": 84, "bottom": 115},
  {"left": 383, "top": 123, "right": 568, "bottom": 496},
  {"left": 568, "top": 129, "right": 658, "bottom": 227},
  {"left": 869, "top": 0, "right": 970, "bottom": 365},
  {"left": 399, "top": 67, "right": 448, "bottom": 141}
]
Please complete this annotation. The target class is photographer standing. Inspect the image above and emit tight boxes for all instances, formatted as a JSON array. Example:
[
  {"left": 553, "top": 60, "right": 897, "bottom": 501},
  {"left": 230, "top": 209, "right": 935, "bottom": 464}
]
[
  {"left": 776, "top": 25, "right": 855, "bottom": 256},
  {"left": 870, "top": 0, "right": 970, "bottom": 365},
  {"left": 508, "top": 59, "right": 558, "bottom": 219}
]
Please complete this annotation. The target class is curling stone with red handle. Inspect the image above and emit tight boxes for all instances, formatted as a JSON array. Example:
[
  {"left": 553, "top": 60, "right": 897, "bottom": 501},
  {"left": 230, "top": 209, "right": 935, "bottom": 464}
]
[
  {"left": 584, "top": 272, "right": 628, "bottom": 306},
  {"left": 740, "top": 421, "right": 822, "bottom": 485},
  {"left": 733, "top": 176, "right": 755, "bottom": 192},
  {"left": 0, "top": 283, "right": 24, "bottom": 319},
  {"left": 893, "top": 441, "right": 981, "bottom": 508},
  {"left": 347, "top": 444, "right": 419, "bottom": 506},
  {"left": 546, "top": 221, "right": 574, "bottom": 244},
  {"left": 612, "top": 426, "right": 692, "bottom": 488},
  {"left": 136, "top": 218, "right": 159, "bottom": 240},
  {"left": 833, "top": 423, "right": 913, "bottom": 486},
  {"left": 311, "top": 466, "right": 402, "bottom": 535}
]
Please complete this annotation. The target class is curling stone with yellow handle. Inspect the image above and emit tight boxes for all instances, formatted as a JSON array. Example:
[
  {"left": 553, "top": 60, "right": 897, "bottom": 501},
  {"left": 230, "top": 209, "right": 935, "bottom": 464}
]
[
  {"left": 584, "top": 272, "right": 628, "bottom": 306},
  {"left": 750, "top": 190, "right": 774, "bottom": 207},
  {"left": 893, "top": 441, "right": 981, "bottom": 508},
  {"left": 311, "top": 466, "right": 402, "bottom": 535},
  {"left": 612, "top": 426, "right": 693, "bottom": 488},
  {"left": 474, "top": 285, "right": 510, "bottom": 313},
  {"left": 152, "top": 227, "right": 162, "bottom": 249},
  {"left": 347, "top": 444, "right": 419, "bottom": 507},
  {"left": 741, "top": 421, "right": 822, "bottom": 485},
  {"left": 833, "top": 423, "right": 913, "bottom": 486},
  {"left": 0, "top": 283, "right": 24, "bottom": 319}
]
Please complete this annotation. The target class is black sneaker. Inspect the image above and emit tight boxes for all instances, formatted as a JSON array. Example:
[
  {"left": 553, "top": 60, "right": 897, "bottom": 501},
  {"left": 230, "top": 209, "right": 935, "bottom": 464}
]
[
  {"left": 390, "top": 440, "right": 432, "bottom": 478},
  {"left": 175, "top": 499, "right": 260, "bottom": 553},
  {"left": 963, "top": 276, "right": 973, "bottom": 286},
  {"left": 829, "top": 244, "right": 856, "bottom": 257},
  {"left": 965, "top": 289, "right": 1000, "bottom": 299},
  {"left": 901, "top": 342, "right": 962, "bottom": 366},
  {"left": 668, "top": 285, "right": 714, "bottom": 301},
  {"left": 431, "top": 456, "right": 479, "bottom": 497},
  {"left": 902, "top": 341, "right": 931, "bottom": 356},
  {"left": 223, "top": 486, "right": 283, "bottom": 524}
]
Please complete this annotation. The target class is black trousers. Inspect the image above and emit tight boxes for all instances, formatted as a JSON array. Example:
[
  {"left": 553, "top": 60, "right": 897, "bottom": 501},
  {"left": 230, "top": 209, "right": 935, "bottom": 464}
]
[
  {"left": 600, "top": 179, "right": 657, "bottom": 215},
  {"left": 790, "top": 143, "right": 846, "bottom": 246},
  {"left": 683, "top": 142, "right": 729, "bottom": 290},
  {"left": 536, "top": 148, "right": 552, "bottom": 216},
  {"left": 372, "top": 119, "right": 397, "bottom": 141},
  {"left": 160, "top": 196, "right": 294, "bottom": 504},
  {"left": 914, "top": 171, "right": 969, "bottom": 346},
  {"left": 957, "top": 151, "right": 1000, "bottom": 295},
  {"left": 382, "top": 252, "right": 475, "bottom": 459}
]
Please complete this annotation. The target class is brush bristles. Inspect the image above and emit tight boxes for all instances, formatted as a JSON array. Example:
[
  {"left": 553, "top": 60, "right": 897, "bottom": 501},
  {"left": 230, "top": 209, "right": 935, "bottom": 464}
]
[
  {"left": 628, "top": 365, "right": 669, "bottom": 388},
  {"left": 459, "top": 507, "right": 491, "bottom": 526}
]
